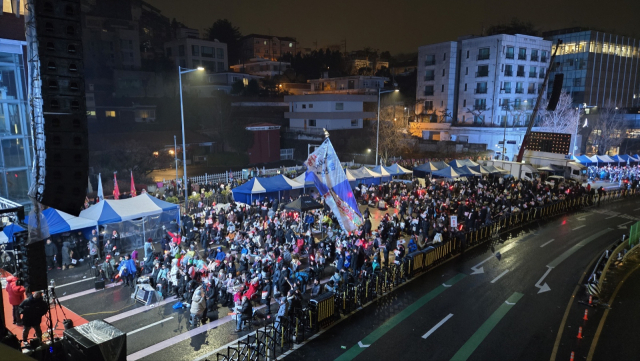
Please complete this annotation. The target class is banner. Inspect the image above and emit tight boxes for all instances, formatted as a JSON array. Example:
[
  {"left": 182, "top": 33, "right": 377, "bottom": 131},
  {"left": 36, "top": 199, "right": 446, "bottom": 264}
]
[{"left": 304, "top": 138, "right": 362, "bottom": 232}]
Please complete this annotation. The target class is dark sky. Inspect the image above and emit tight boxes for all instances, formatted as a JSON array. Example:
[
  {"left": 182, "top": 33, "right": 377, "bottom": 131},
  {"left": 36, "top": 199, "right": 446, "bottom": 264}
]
[{"left": 147, "top": 0, "right": 640, "bottom": 55}]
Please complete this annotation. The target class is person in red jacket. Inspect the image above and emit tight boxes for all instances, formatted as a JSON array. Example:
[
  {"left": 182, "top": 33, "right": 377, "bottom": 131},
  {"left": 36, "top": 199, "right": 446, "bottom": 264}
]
[
  {"left": 166, "top": 230, "right": 182, "bottom": 246},
  {"left": 6, "top": 275, "right": 25, "bottom": 325}
]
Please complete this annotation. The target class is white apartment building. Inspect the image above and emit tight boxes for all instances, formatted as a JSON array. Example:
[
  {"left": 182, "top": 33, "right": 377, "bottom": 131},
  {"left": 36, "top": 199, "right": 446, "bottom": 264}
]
[
  {"left": 415, "top": 34, "right": 552, "bottom": 160},
  {"left": 284, "top": 94, "right": 376, "bottom": 131},
  {"left": 165, "top": 38, "right": 228, "bottom": 73},
  {"left": 308, "top": 75, "right": 386, "bottom": 94}
]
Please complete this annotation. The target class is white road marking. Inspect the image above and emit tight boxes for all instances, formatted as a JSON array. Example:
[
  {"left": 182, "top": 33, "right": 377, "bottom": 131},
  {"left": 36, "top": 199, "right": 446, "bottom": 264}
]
[
  {"left": 54, "top": 277, "right": 95, "bottom": 288},
  {"left": 127, "top": 317, "right": 174, "bottom": 336},
  {"left": 540, "top": 239, "right": 555, "bottom": 248},
  {"left": 490, "top": 269, "right": 510, "bottom": 284},
  {"left": 572, "top": 225, "right": 585, "bottom": 230},
  {"left": 358, "top": 341, "right": 370, "bottom": 348},
  {"left": 605, "top": 214, "right": 619, "bottom": 219},
  {"left": 422, "top": 313, "right": 454, "bottom": 339}
]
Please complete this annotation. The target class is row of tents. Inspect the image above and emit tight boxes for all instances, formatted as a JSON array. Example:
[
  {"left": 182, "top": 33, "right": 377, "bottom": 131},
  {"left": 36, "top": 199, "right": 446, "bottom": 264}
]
[{"left": 572, "top": 154, "right": 640, "bottom": 166}]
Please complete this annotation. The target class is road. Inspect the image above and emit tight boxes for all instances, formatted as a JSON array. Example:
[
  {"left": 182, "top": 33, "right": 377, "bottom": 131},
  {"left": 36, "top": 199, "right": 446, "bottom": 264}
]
[{"left": 44, "top": 197, "right": 640, "bottom": 361}]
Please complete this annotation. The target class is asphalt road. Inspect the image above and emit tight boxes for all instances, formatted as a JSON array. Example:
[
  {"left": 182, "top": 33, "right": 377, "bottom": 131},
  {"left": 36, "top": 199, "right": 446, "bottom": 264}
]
[{"left": 44, "top": 196, "right": 640, "bottom": 361}]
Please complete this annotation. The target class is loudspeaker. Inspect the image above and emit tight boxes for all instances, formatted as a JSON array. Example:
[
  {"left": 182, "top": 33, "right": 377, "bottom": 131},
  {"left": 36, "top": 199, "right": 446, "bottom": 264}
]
[
  {"left": 34, "top": 0, "right": 88, "bottom": 216},
  {"left": 547, "top": 73, "right": 564, "bottom": 111},
  {"left": 62, "top": 320, "right": 126, "bottom": 361},
  {"left": 94, "top": 279, "right": 105, "bottom": 290},
  {"left": 25, "top": 241, "right": 48, "bottom": 291}
]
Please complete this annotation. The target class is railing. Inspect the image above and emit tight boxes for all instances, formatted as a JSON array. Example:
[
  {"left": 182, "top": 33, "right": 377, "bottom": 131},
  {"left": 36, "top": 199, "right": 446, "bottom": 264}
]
[
  {"left": 515, "top": 88, "right": 524, "bottom": 94},
  {"left": 539, "top": 73, "right": 545, "bottom": 79},
  {"left": 424, "top": 75, "right": 434, "bottom": 81},
  {"left": 527, "top": 88, "right": 537, "bottom": 94},
  {"left": 502, "top": 88, "right": 512, "bottom": 94},
  {"left": 474, "top": 88, "right": 488, "bottom": 94},
  {"left": 504, "top": 70, "right": 513, "bottom": 76},
  {"left": 530, "top": 55, "right": 539, "bottom": 61},
  {"left": 425, "top": 60, "right": 435, "bottom": 66},
  {"left": 477, "top": 54, "right": 490, "bottom": 61},
  {"left": 506, "top": 53, "right": 514, "bottom": 59},
  {"left": 518, "top": 54, "right": 526, "bottom": 60},
  {"left": 516, "top": 71, "right": 525, "bottom": 77},
  {"left": 284, "top": 126, "right": 325, "bottom": 135},
  {"left": 424, "top": 90, "right": 434, "bottom": 96},
  {"left": 475, "top": 71, "right": 488, "bottom": 77},
  {"left": 529, "top": 73, "right": 537, "bottom": 78},
  {"left": 163, "top": 165, "right": 305, "bottom": 186},
  {"left": 541, "top": 56, "right": 547, "bottom": 62},
  {"left": 473, "top": 104, "right": 487, "bottom": 110}
]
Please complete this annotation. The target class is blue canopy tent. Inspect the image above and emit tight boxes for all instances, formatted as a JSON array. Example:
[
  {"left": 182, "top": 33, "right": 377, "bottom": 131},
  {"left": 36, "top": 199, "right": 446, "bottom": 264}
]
[
  {"left": 413, "top": 161, "right": 447, "bottom": 178},
  {"left": 470, "top": 165, "right": 493, "bottom": 175},
  {"left": 449, "top": 159, "right": 479, "bottom": 168},
  {"left": 609, "top": 155, "right": 622, "bottom": 165},
  {"left": 384, "top": 164, "right": 413, "bottom": 176},
  {"left": 345, "top": 168, "right": 381, "bottom": 186},
  {"left": 369, "top": 165, "right": 393, "bottom": 182},
  {"left": 617, "top": 154, "right": 633, "bottom": 164},
  {"left": 456, "top": 165, "right": 482, "bottom": 177},
  {"left": 231, "top": 175, "right": 303, "bottom": 204},
  {"left": 589, "top": 155, "right": 615, "bottom": 164},
  {"left": 0, "top": 223, "right": 25, "bottom": 243},
  {"left": 572, "top": 155, "right": 593, "bottom": 166},
  {"left": 24, "top": 208, "right": 97, "bottom": 236},
  {"left": 432, "top": 166, "right": 461, "bottom": 179}
]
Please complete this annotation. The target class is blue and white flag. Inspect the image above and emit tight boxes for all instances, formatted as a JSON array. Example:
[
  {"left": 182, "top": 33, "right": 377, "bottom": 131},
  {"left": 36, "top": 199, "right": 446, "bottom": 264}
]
[{"left": 305, "top": 138, "right": 362, "bottom": 232}]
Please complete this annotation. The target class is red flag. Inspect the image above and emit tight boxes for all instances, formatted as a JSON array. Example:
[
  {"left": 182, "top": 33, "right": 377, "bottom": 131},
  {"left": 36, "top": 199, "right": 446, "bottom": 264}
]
[
  {"left": 113, "top": 172, "right": 120, "bottom": 200},
  {"left": 130, "top": 171, "right": 137, "bottom": 197}
]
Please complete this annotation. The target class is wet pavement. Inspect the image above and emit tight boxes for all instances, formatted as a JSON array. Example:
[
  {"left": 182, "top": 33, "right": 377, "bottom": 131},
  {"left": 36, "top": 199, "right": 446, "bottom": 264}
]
[{"left": 41, "top": 196, "right": 640, "bottom": 361}]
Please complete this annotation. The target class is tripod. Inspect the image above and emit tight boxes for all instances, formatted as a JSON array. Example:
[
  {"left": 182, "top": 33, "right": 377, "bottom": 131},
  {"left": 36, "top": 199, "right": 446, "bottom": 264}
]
[{"left": 48, "top": 287, "right": 71, "bottom": 334}]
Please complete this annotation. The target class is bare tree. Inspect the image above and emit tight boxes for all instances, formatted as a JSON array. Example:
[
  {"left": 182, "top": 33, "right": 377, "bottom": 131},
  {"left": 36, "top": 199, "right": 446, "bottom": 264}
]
[
  {"left": 589, "top": 101, "right": 626, "bottom": 155},
  {"left": 374, "top": 105, "right": 413, "bottom": 164},
  {"left": 465, "top": 106, "right": 490, "bottom": 125},
  {"left": 538, "top": 91, "right": 579, "bottom": 134}
]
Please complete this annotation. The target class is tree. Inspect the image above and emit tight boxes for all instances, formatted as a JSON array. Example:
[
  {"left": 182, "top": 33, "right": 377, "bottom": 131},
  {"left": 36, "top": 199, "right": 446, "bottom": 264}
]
[
  {"left": 231, "top": 80, "right": 245, "bottom": 95},
  {"left": 589, "top": 102, "right": 626, "bottom": 155},
  {"left": 538, "top": 91, "right": 579, "bottom": 134},
  {"left": 206, "top": 19, "right": 242, "bottom": 65},
  {"left": 245, "top": 79, "right": 260, "bottom": 96},
  {"left": 373, "top": 105, "right": 414, "bottom": 164},
  {"left": 90, "top": 141, "right": 172, "bottom": 181}
]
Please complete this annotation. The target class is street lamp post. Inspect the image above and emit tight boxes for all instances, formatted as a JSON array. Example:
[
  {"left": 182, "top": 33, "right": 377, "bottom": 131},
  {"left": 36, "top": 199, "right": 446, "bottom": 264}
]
[
  {"left": 178, "top": 65, "right": 204, "bottom": 203},
  {"left": 174, "top": 135, "right": 179, "bottom": 182},
  {"left": 376, "top": 88, "right": 399, "bottom": 166}
]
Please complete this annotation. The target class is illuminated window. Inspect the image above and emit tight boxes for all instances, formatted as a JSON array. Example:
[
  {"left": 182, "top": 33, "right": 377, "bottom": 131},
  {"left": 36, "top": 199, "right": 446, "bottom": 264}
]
[
  {"left": 87, "top": 111, "right": 96, "bottom": 116},
  {"left": 105, "top": 110, "right": 116, "bottom": 117},
  {"left": 289, "top": 43, "right": 293, "bottom": 47}
]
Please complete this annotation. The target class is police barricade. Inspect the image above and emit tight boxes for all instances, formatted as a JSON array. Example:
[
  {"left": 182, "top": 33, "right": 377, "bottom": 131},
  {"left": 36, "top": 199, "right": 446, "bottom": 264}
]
[
  {"left": 406, "top": 250, "right": 425, "bottom": 277},
  {"left": 309, "top": 291, "right": 336, "bottom": 330}
]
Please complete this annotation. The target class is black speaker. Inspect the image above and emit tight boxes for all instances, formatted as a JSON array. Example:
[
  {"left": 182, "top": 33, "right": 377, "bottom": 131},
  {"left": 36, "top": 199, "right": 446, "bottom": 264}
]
[
  {"left": 547, "top": 73, "right": 564, "bottom": 111},
  {"left": 25, "top": 242, "right": 48, "bottom": 291},
  {"left": 62, "top": 320, "right": 126, "bottom": 361},
  {"left": 34, "top": 0, "right": 88, "bottom": 216},
  {"left": 95, "top": 279, "right": 105, "bottom": 290}
]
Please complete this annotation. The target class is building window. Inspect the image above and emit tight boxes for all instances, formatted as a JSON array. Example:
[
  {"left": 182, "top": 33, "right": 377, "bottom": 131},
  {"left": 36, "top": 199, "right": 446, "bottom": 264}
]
[
  {"left": 475, "top": 82, "right": 488, "bottom": 94},
  {"left": 424, "top": 100, "right": 433, "bottom": 110},
  {"left": 506, "top": 46, "right": 514, "bottom": 59},
  {"left": 192, "top": 45, "right": 199, "bottom": 56},
  {"left": 463, "top": 99, "right": 467, "bottom": 107},
  {"left": 442, "top": 69, "right": 445, "bottom": 76},
  {"left": 309, "top": 104, "right": 313, "bottom": 109},
  {"left": 308, "top": 119, "right": 316, "bottom": 127},
  {"left": 135, "top": 109, "right": 156, "bottom": 122},
  {"left": 517, "top": 65, "right": 525, "bottom": 77},
  {"left": 541, "top": 51, "right": 548, "bottom": 62},
  {"left": 87, "top": 110, "right": 96, "bottom": 116},
  {"left": 573, "top": 78, "right": 582, "bottom": 86},
  {"left": 217, "top": 48, "right": 224, "bottom": 59},
  {"left": 478, "top": 47, "right": 490, "bottom": 60},
  {"left": 179, "top": 45, "right": 185, "bottom": 56},
  {"left": 518, "top": 48, "right": 526, "bottom": 60},
  {"left": 2, "top": 139, "right": 26, "bottom": 168},
  {"left": 280, "top": 149, "right": 294, "bottom": 160},
  {"left": 424, "top": 69, "right": 434, "bottom": 81},
  {"left": 465, "top": 67, "right": 469, "bottom": 75},
  {"left": 464, "top": 83, "right": 468, "bottom": 91},
  {"left": 335, "top": 103, "right": 344, "bottom": 110},
  {"left": 441, "top": 84, "right": 444, "bottom": 92},
  {"left": 351, "top": 120, "right": 358, "bottom": 127},
  {"left": 217, "top": 62, "right": 225, "bottom": 71},
  {"left": 466, "top": 50, "right": 470, "bottom": 59},
  {"left": 529, "top": 66, "right": 537, "bottom": 78},
  {"left": 424, "top": 85, "right": 434, "bottom": 96},
  {"left": 289, "top": 42, "right": 293, "bottom": 48},
  {"left": 443, "top": 52, "right": 446, "bottom": 60},
  {"left": 462, "top": 115, "right": 466, "bottom": 122},
  {"left": 263, "top": 41, "right": 267, "bottom": 45},
  {"left": 516, "top": 82, "right": 524, "bottom": 94},
  {"left": 503, "top": 82, "right": 512, "bottom": 93},
  {"left": 302, "top": 104, "right": 306, "bottom": 109},
  {"left": 105, "top": 110, "right": 116, "bottom": 117},
  {"left": 505, "top": 64, "right": 513, "bottom": 76},
  {"left": 425, "top": 54, "right": 435, "bottom": 66},
  {"left": 201, "top": 46, "right": 214, "bottom": 57},
  {"left": 476, "top": 65, "right": 489, "bottom": 77},
  {"left": 474, "top": 99, "right": 486, "bottom": 110},
  {"left": 530, "top": 49, "right": 538, "bottom": 61}
]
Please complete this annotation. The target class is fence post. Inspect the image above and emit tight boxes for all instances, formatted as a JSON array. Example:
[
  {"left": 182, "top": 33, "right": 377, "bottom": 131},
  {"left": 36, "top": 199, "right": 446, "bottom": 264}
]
[{"left": 226, "top": 171, "right": 229, "bottom": 183}]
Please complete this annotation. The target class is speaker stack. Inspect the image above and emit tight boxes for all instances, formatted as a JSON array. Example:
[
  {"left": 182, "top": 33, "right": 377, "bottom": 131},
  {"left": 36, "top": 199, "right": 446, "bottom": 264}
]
[
  {"left": 34, "top": 0, "right": 88, "bottom": 216},
  {"left": 14, "top": 230, "right": 48, "bottom": 291}
]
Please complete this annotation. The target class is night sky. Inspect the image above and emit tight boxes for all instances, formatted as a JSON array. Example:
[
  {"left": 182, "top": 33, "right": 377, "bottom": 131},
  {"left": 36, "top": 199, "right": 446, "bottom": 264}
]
[{"left": 147, "top": 0, "right": 640, "bottom": 55}]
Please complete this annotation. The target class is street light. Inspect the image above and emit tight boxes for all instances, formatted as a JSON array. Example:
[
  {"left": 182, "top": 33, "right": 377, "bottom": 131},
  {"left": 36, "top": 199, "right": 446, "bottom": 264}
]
[
  {"left": 376, "top": 88, "right": 399, "bottom": 166},
  {"left": 178, "top": 65, "right": 204, "bottom": 202}
]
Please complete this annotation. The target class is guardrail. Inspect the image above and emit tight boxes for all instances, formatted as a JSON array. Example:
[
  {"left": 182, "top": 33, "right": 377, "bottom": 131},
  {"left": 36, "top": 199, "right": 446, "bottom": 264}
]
[{"left": 209, "top": 187, "right": 637, "bottom": 361}]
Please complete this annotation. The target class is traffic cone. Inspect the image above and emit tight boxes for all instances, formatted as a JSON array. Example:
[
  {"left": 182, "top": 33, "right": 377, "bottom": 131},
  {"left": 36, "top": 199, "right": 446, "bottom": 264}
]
[
  {"left": 583, "top": 309, "right": 588, "bottom": 321},
  {"left": 589, "top": 295, "right": 592, "bottom": 305},
  {"left": 577, "top": 327, "right": 583, "bottom": 339},
  {"left": 570, "top": 351, "right": 575, "bottom": 361}
]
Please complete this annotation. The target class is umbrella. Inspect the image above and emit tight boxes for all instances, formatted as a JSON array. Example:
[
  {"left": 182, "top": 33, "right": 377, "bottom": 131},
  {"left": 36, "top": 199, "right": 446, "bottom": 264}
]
[{"left": 284, "top": 195, "right": 324, "bottom": 213}]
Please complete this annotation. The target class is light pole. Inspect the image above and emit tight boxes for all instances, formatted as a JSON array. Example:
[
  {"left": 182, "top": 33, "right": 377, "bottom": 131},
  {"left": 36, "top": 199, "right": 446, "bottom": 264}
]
[
  {"left": 376, "top": 88, "right": 399, "bottom": 166},
  {"left": 178, "top": 65, "right": 204, "bottom": 202},
  {"left": 173, "top": 135, "right": 179, "bottom": 182}
]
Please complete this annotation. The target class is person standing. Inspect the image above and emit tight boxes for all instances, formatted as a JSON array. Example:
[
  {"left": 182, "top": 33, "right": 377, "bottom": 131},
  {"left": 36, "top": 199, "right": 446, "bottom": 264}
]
[
  {"left": 189, "top": 282, "right": 206, "bottom": 329},
  {"left": 6, "top": 275, "right": 25, "bottom": 325},
  {"left": 19, "top": 291, "right": 49, "bottom": 345},
  {"left": 235, "top": 296, "right": 253, "bottom": 332},
  {"left": 44, "top": 239, "right": 59, "bottom": 271}
]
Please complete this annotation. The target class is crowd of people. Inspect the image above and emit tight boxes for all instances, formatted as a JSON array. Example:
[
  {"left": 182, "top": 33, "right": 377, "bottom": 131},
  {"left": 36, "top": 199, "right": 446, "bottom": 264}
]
[{"left": 587, "top": 164, "right": 640, "bottom": 183}]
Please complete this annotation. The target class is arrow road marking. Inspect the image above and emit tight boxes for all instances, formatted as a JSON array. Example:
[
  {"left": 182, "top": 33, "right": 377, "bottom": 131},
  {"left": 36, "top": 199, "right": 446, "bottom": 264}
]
[
  {"left": 442, "top": 283, "right": 452, "bottom": 287},
  {"left": 633, "top": 207, "right": 640, "bottom": 211},
  {"left": 470, "top": 241, "right": 520, "bottom": 275},
  {"left": 358, "top": 341, "right": 369, "bottom": 348},
  {"left": 540, "top": 239, "right": 555, "bottom": 247},
  {"left": 572, "top": 225, "right": 585, "bottom": 230},
  {"left": 617, "top": 221, "right": 633, "bottom": 230},
  {"left": 490, "top": 269, "right": 510, "bottom": 284},
  {"left": 576, "top": 214, "right": 591, "bottom": 221},
  {"left": 422, "top": 313, "right": 454, "bottom": 339},
  {"left": 605, "top": 213, "right": 620, "bottom": 219},
  {"left": 535, "top": 266, "right": 553, "bottom": 294},
  {"left": 505, "top": 301, "right": 516, "bottom": 305}
]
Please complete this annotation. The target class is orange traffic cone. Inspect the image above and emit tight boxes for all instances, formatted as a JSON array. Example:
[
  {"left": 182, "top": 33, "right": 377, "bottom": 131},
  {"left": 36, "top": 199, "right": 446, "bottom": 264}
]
[
  {"left": 577, "top": 327, "right": 583, "bottom": 339},
  {"left": 583, "top": 309, "right": 588, "bottom": 321},
  {"left": 589, "top": 296, "right": 592, "bottom": 305},
  {"left": 570, "top": 351, "right": 575, "bottom": 361}
]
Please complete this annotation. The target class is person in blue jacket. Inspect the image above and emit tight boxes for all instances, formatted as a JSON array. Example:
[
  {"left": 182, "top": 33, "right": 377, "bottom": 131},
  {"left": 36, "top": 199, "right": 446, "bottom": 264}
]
[
  {"left": 118, "top": 254, "right": 137, "bottom": 287},
  {"left": 215, "top": 247, "right": 226, "bottom": 262},
  {"left": 408, "top": 237, "right": 418, "bottom": 253}
]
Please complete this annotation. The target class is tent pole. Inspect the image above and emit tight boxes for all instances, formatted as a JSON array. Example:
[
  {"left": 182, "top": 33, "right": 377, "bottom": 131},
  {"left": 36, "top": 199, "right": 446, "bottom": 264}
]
[{"left": 142, "top": 218, "right": 146, "bottom": 244}]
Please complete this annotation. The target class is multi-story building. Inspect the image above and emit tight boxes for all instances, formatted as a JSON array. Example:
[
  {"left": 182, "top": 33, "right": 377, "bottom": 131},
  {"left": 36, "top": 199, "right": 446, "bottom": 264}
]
[
  {"left": 0, "top": 5, "right": 34, "bottom": 206},
  {"left": 415, "top": 34, "right": 552, "bottom": 160},
  {"left": 543, "top": 28, "right": 640, "bottom": 108},
  {"left": 230, "top": 58, "right": 290, "bottom": 77},
  {"left": 308, "top": 75, "right": 386, "bottom": 94},
  {"left": 284, "top": 94, "right": 377, "bottom": 131},
  {"left": 240, "top": 34, "right": 298, "bottom": 63},
  {"left": 164, "top": 36, "right": 228, "bottom": 73},
  {"left": 132, "top": 0, "right": 172, "bottom": 61}
]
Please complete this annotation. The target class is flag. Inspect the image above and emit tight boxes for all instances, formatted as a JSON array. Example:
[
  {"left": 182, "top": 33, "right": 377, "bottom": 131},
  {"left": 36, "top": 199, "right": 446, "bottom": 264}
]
[
  {"left": 97, "top": 173, "right": 104, "bottom": 202},
  {"left": 113, "top": 172, "right": 120, "bottom": 200},
  {"left": 304, "top": 138, "right": 362, "bottom": 232},
  {"left": 87, "top": 176, "right": 93, "bottom": 193},
  {"left": 130, "top": 171, "right": 137, "bottom": 197}
]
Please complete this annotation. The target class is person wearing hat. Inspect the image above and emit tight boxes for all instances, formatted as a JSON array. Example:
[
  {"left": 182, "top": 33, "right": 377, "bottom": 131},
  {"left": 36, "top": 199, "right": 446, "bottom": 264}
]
[{"left": 18, "top": 290, "right": 48, "bottom": 344}]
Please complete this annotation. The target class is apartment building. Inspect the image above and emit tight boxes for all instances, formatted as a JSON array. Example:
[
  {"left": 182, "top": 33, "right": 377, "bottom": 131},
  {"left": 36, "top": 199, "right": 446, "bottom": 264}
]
[
  {"left": 165, "top": 37, "right": 228, "bottom": 73},
  {"left": 240, "top": 34, "right": 298, "bottom": 62}
]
